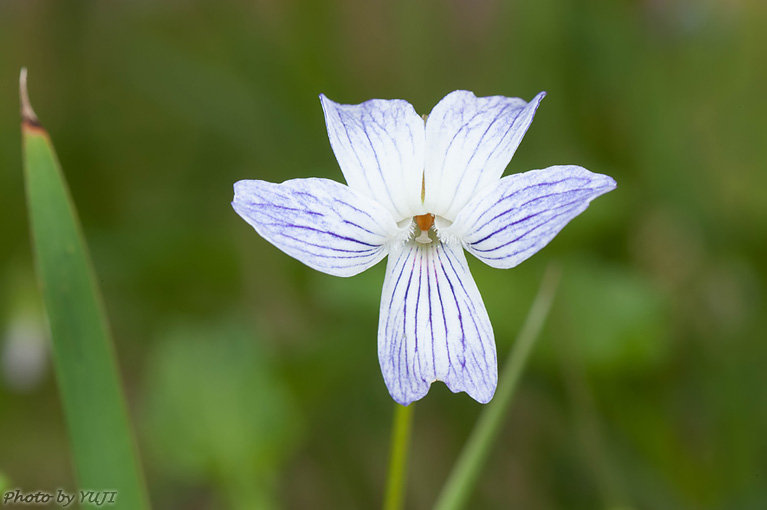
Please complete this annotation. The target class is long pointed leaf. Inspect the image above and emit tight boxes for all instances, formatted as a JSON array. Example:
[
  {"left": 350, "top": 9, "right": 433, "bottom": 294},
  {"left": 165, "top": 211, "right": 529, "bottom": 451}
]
[{"left": 20, "top": 69, "right": 149, "bottom": 510}]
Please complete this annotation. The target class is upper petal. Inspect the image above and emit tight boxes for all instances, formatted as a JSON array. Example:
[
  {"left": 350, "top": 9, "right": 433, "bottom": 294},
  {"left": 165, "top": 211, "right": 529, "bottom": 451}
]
[
  {"left": 423, "top": 91, "right": 545, "bottom": 221},
  {"left": 320, "top": 94, "right": 426, "bottom": 222},
  {"left": 232, "top": 178, "right": 405, "bottom": 277},
  {"left": 443, "top": 165, "right": 617, "bottom": 269},
  {"left": 378, "top": 241, "right": 497, "bottom": 405}
]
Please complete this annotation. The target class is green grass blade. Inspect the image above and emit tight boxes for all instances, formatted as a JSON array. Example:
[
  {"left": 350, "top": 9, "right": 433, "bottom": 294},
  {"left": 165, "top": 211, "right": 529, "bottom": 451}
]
[
  {"left": 434, "top": 264, "right": 562, "bottom": 510},
  {"left": 20, "top": 69, "right": 150, "bottom": 510}
]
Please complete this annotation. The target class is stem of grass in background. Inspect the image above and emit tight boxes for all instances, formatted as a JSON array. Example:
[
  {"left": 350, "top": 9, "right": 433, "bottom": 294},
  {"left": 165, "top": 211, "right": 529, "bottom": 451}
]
[
  {"left": 556, "top": 306, "right": 632, "bottom": 510},
  {"left": 383, "top": 403, "right": 415, "bottom": 510},
  {"left": 20, "top": 69, "right": 150, "bottom": 510},
  {"left": 434, "top": 263, "right": 562, "bottom": 510}
]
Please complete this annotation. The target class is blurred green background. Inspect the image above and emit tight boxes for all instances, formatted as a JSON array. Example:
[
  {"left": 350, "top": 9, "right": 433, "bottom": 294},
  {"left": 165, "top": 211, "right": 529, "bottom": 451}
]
[{"left": 1, "top": 0, "right": 765, "bottom": 509}]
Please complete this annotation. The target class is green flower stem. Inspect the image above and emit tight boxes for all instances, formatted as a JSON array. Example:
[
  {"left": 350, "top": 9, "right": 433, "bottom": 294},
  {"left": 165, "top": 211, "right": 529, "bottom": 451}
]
[
  {"left": 434, "top": 263, "right": 562, "bottom": 510},
  {"left": 384, "top": 402, "right": 415, "bottom": 510}
]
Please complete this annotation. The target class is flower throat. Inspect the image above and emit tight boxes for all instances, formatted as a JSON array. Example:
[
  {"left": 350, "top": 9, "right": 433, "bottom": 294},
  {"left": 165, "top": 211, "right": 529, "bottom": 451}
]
[{"left": 414, "top": 213, "right": 435, "bottom": 244}]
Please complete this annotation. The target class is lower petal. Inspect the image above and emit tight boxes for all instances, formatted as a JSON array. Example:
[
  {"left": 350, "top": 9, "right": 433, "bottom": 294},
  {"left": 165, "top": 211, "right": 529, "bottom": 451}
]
[{"left": 378, "top": 241, "right": 497, "bottom": 405}]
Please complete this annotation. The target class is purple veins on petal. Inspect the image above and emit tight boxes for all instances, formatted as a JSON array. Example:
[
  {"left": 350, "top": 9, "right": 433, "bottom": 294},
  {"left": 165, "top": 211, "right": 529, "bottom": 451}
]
[
  {"left": 449, "top": 165, "right": 616, "bottom": 270},
  {"left": 320, "top": 94, "right": 425, "bottom": 222},
  {"left": 471, "top": 191, "right": 595, "bottom": 247},
  {"left": 232, "top": 177, "right": 400, "bottom": 277},
  {"left": 377, "top": 241, "right": 497, "bottom": 406},
  {"left": 423, "top": 91, "right": 546, "bottom": 220}
]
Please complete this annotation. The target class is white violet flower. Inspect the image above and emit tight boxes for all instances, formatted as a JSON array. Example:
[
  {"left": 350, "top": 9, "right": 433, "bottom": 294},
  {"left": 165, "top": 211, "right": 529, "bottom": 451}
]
[{"left": 232, "top": 90, "right": 616, "bottom": 405}]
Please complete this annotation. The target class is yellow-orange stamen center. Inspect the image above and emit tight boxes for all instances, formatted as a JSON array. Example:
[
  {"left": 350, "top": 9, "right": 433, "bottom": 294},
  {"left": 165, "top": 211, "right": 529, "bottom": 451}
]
[{"left": 415, "top": 213, "right": 435, "bottom": 232}]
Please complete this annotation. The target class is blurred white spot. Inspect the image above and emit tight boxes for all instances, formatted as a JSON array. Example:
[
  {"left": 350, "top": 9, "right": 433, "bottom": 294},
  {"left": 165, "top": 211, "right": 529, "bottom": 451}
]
[{"left": 2, "top": 317, "right": 48, "bottom": 392}]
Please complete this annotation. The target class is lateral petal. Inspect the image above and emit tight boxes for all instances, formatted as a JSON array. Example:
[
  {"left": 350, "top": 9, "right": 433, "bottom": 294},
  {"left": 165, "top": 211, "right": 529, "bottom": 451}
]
[
  {"left": 320, "top": 94, "right": 426, "bottom": 222},
  {"left": 445, "top": 166, "right": 617, "bottom": 269},
  {"left": 232, "top": 178, "right": 404, "bottom": 277},
  {"left": 378, "top": 241, "right": 497, "bottom": 405},
  {"left": 423, "top": 91, "right": 545, "bottom": 221}
]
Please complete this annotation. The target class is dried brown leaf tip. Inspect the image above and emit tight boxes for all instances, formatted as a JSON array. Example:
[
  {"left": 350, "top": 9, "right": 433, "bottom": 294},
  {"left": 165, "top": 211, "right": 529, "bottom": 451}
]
[{"left": 20, "top": 68, "right": 42, "bottom": 128}]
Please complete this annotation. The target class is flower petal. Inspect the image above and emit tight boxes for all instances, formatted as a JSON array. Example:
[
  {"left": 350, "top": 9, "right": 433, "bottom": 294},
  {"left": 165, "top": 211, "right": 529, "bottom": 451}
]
[
  {"left": 320, "top": 94, "right": 426, "bottom": 222},
  {"left": 423, "top": 91, "right": 546, "bottom": 221},
  {"left": 378, "top": 241, "right": 497, "bottom": 405},
  {"left": 445, "top": 166, "right": 617, "bottom": 269},
  {"left": 232, "top": 178, "right": 404, "bottom": 277}
]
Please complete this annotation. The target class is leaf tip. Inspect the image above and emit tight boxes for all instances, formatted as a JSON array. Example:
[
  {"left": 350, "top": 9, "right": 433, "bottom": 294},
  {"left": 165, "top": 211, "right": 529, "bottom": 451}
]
[{"left": 20, "top": 67, "right": 41, "bottom": 128}]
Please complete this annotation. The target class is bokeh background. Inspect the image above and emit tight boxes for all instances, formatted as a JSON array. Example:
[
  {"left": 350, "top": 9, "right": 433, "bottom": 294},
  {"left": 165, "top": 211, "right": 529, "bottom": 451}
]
[{"left": 1, "top": 1, "right": 766, "bottom": 509}]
